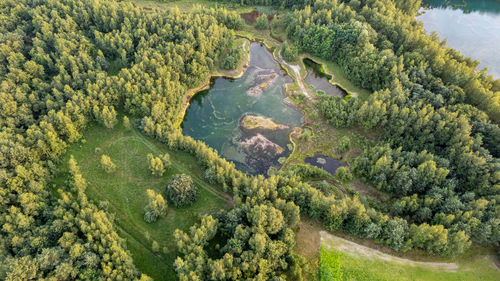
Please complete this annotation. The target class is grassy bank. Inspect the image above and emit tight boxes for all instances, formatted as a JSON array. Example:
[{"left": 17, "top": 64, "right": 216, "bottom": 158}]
[{"left": 320, "top": 231, "right": 500, "bottom": 281}]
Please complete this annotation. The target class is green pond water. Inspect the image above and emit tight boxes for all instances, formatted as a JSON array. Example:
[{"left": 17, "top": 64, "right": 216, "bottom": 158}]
[
  {"left": 417, "top": 0, "right": 500, "bottom": 78},
  {"left": 182, "top": 43, "right": 303, "bottom": 175},
  {"left": 303, "top": 58, "right": 347, "bottom": 97}
]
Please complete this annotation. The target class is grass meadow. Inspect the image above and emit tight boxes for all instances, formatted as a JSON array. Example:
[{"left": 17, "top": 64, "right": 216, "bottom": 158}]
[
  {"left": 51, "top": 118, "right": 229, "bottom": 280},
  {"left": 320, "top": 231, "right": 500, "bottom": 281}
]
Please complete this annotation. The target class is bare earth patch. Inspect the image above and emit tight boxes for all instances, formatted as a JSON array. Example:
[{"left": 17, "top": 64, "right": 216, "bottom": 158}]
[{"left": 240, "top": 114, "right": 288, "bottom": 130}]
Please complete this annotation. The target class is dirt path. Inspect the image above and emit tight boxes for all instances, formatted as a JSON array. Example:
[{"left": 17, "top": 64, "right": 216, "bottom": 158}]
[
  {"left": 277, "top": 50, "right": 310, "bottom": 99},
  {"left": 320, "top": 231, "right": 460, "bottom": 272}
]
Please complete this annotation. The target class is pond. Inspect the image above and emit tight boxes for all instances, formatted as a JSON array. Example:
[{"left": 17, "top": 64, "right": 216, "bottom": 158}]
[
  {"left": 305, "top": 154, "right": 346, "bottom": 176},
  {"left": 417, "top": 0, "right": 500, "bottom": 78},
  {"left": 303, "top": 58, "right": 347, "bottom": 97},
  {"left": 182, "top": 43, "right": 303, "bottom": 175}
]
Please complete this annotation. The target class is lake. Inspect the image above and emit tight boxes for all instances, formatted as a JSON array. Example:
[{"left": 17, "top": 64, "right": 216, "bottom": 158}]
[
  {"left": 417, "top": 0, "right": 500, "bottom": 78},
  {"left": 182, "top": 43, "right": 303, "bottom": 175}
]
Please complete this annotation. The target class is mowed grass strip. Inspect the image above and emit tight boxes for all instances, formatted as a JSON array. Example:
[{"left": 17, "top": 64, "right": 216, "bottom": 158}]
[
  {"left": 51, "top": 119, "right": 229, "bottom": 281},
  {"left": 320, "top": 231, "right": 500, "bottom": 281}
]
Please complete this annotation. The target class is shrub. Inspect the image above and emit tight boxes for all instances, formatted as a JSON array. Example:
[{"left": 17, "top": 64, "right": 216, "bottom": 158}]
[
  {"left": 166, "top": 174, "right": 199, "bottom": 207},
  {"left": 100, "top": 154, "right": 116, "bottom": 173},
  {"left": 335, "top": 166, "right": 352, "bottom": 182},
  {"left": 144, "top": 189, "right": 167, "bottom": 223},
  {"left": 337, "top": 136, "right": 351, "bottom": 154}
]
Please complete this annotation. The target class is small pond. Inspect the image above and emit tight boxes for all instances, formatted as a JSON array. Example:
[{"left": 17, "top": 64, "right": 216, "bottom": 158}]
[
  {"left": 305, "top": 154, "right": 346, "bottom": 176},
  {"left": 303, "top": 58, "right": 347, "bottom": 97},
  {"left": 182, "top": 43, "right": 303, "bottom": 175}
]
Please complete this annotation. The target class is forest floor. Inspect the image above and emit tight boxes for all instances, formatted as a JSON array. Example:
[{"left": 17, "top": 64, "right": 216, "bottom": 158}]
[{"left": 51, "top": 117, "right": 230, "bottom": 281}]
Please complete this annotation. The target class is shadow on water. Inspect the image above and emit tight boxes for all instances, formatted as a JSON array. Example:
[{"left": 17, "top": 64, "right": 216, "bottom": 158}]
[
  {"left": 182, "top": 43, "right": 303, "bottom": 175},
  {"left": 305, "top": 154, "right": 346, "bottom": 176},
  {"left": 303, "top": 58, "right": 347, "bottom": 97}
]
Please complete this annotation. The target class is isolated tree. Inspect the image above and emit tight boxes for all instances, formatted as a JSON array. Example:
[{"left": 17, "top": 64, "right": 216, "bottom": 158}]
[
  {"left": 255, "top": 14, "right": 268, "bottom": 30},
  {"left": 147, "top": 153, "right": 165, "bottom": 176},
  {"left": 100, "top": 154, "right": 116, "bottom": 173},
  {"left": 166, "top": 174, "right": 198, "bottom": 207},
  {"left": 144, "top": 189, "right": 167, "bottom": 223}
]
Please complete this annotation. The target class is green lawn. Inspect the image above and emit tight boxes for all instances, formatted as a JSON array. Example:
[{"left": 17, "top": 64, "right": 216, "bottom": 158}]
[
  {"left": 320, "top": 232, "right": 500, "bottom": 281},
  {"left": 51, "top": 118, "right": 229, "bottom": 281}
]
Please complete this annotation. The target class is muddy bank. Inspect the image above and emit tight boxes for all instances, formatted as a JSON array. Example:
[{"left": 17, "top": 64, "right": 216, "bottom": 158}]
[{"left": 240, "top": 114, "right": 288, "bottom": 130}]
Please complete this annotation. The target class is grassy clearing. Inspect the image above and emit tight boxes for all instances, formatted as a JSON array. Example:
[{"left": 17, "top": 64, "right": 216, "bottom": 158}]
[
  {"left": 133, "top": 0, "right": 253, "bottom": 13},
  {"left": 320, "top": 231, "right": 500, "bottom": 281},
  {"left": 51, "top": 118, "right": 229, "bottom": 281}
]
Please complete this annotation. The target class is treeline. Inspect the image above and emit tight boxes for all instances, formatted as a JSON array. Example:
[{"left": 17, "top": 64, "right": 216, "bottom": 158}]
[
  {"left": 0, "top": 0, "right": 240, "bottom": 279},
  {"left": 307, "top": 0, "right": 499, "bottom": 250},
  {"left": 160, "top": 131, "right": 472, "bottom": 257},
  {"left": 207, "top": 0, "right": 313, "bottom": 9},
  {"left": 286, "top": 0, "right": 499, "bottom": 122}
]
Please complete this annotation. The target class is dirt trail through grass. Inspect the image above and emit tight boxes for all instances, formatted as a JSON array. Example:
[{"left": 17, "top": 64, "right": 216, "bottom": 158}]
[
  {"left": 277, "top": 50, "right": 310, "bottom": 99},
  {"left": 321, "top": 231, "right": 459, "bottom": 272}
]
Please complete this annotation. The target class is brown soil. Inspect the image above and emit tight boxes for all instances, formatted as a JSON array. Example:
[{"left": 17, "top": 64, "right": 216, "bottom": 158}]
[
  {"left": 240, "top": 11, "right": 274, "bottom": 25},
  {"left": 241, "top": 11, "right": 260, "bottom": 24}
]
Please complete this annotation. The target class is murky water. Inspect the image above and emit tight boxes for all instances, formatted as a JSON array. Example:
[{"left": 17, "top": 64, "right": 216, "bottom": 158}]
[
  {"left": 182, "top": 43, "right": 303, "bottom": 174},
  {"left": 417, "top": 0, "right": 500, "bottom": 78},
  {"left": 303, "top": 58, "right": 347, "bottom": 97},
  {"left": 305, "top": 154, "right": 346, "bottom": 176}
]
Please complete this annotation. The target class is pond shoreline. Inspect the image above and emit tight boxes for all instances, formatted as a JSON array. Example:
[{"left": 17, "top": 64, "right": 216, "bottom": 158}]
[
  {"left": 174, "top": 38, "right": 251, "bottom": 129},
  {"left": 181, "top": 40, "right": 305, "bottom": 175}
]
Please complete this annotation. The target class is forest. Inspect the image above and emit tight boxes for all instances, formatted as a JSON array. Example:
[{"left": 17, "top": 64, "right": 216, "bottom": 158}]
[{"left": 0, "top": 0, "right": 498, "bottom": 280}]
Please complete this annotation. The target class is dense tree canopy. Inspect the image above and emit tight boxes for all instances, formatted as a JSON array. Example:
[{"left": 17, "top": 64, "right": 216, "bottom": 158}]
[
  {"left": 166, "top": 174, "right": 199, "bottom": 207},
  {"left": 1, "top": 0, "right": 498, "bottom": 279}
]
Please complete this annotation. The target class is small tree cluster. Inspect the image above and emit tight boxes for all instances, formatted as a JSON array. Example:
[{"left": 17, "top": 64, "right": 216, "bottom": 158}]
[
  {"left": 255, "top": 14, "right": 268, "bottom": 30},
  {"left": 144, "top": 189, "right": 167, "bottom": 223},
  {"left": 335, "top": 166, "right": 352, "bottom": 182},
  {"left": 93, "top": 105, "right": 117, "bottom": 129},
  {"left": 337, "top": 136, "right": 351, "bottom": 154},
  {"left": 100, "top": 154, "right": 116, "bottom": 173},
  {"left": 281, "top": 41, "right": 298, "bottom": 63},
  {"left": 147, "top": 153, "right": 170, "bottom": 176},
  {"left": 166, "top": 174, "right": 198, "bottom": 207}
]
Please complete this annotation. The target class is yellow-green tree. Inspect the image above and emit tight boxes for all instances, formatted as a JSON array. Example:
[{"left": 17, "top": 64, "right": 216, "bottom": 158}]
[
  {"left": 144, "top": 189, "right": 167, "bottom": 223},
  {"left": 100, "top": 154, "right": 116, "bottom": 173}
]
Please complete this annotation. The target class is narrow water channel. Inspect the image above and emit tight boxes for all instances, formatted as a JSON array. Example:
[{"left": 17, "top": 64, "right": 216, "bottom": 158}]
[{"left": 182, "top": 43, "right": 303, "bottom": 175}]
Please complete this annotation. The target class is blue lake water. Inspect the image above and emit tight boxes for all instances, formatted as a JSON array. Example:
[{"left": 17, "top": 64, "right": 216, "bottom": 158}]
[{"left": 417, "top": 0, "right": 500, "bottom": 78}]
